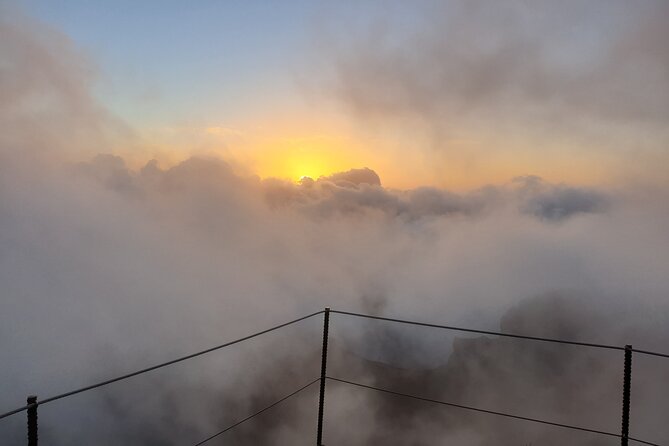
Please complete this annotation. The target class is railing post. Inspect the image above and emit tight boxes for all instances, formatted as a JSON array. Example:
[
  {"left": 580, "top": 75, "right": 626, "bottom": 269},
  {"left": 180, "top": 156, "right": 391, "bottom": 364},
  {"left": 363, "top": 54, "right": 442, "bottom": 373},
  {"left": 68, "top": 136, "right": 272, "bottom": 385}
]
[
  {"left": 27, "top": 395, "right": 38, "bottom": 446},
  {"left": 316, "top": 307, "right": 330, "bottom": 446},
  {"left": 621, "top": 345, "right": 632, "bottom": 446}
]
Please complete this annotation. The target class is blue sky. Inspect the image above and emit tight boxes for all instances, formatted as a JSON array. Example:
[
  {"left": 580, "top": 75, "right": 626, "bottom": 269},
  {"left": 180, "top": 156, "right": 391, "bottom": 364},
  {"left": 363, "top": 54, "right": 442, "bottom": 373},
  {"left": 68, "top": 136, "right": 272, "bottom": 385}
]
[
  {"left": 20, "top": 0, "right": 320, "bottom": 126},
  {"left": 17, "top": 1, "right": 428, "bottom": 127}
]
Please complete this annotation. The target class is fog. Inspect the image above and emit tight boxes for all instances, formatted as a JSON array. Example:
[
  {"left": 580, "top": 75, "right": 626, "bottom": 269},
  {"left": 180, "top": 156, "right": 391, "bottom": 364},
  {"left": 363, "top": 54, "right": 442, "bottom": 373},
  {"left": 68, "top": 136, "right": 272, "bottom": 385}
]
[{"left": 2, "top": 4, "right": 669, "bottom": 445}]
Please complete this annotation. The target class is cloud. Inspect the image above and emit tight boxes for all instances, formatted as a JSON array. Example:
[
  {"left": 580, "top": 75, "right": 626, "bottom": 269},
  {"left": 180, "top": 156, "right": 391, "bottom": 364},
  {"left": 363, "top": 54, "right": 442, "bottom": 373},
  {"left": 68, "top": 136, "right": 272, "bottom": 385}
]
[
  {"left": 3, "top": 154, "right": 668, "bottom": 445},
  {"left": 262, "top": 166, "right": 604, "bottom": 222},
  {"left": 330, "top": 1, "right": 669, "bottom": 128},
  {"left": 319, "top": 0, "right": 669, "bottom": 187},
  {"left": 1, "top": 5, "right": 669, "bottom": 446},
  {"left": 0, "top": 12, "right": 130, "bottom": 163},
  {"left": 514, "top": 175, "right": 608, "bottom": 222},
  {"left": 319, "top": 167, "right": 382, "bottom": 187}
]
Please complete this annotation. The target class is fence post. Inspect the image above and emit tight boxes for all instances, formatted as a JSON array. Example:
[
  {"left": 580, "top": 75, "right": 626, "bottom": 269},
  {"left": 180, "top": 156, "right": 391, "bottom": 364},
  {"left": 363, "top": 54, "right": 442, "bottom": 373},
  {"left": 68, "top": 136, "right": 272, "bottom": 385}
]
[
  {"left": 27, "top": 395, "right": 38, "bottom": 446},
  {"left": 316, "top": 307, "right": 330, "bottom": 446},
  {"left": 621, "top": 345, "right": 632, "bottom": 446}
]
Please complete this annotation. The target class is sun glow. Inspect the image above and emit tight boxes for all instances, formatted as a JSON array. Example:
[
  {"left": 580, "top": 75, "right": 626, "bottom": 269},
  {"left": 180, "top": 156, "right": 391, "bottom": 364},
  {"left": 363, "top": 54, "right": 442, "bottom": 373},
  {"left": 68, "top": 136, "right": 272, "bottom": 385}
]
[
  {"left": 252, "top": 135, "right": 362, "bottom": 182},
  {"left": 285, "top": 153, "right": 331, "bottom": 181}
]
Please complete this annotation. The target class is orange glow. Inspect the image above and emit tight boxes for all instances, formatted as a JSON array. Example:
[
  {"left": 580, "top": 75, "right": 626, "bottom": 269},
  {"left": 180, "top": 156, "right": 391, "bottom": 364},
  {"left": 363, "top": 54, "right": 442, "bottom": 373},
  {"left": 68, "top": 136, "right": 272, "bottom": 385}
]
[
  {"left": 135, "top": 110, "right": 619, "bottom": 191},
  {"left": 254, "top": 137, "right": 358, "bottom": 181}
]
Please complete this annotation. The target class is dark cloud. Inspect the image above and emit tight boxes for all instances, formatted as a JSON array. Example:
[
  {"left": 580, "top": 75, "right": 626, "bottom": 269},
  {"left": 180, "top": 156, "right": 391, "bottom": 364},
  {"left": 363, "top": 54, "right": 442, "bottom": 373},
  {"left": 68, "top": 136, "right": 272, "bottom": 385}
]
[{"left": 514, "top": 175, "right": 608, "bottom": 222}]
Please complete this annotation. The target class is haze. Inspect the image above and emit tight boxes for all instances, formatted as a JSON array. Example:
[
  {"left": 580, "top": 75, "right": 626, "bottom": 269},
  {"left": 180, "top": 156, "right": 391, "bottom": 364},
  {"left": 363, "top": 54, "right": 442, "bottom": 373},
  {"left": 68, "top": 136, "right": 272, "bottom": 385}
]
[{"left": 1, "top": 1, "right": 669, "bottom": 444}]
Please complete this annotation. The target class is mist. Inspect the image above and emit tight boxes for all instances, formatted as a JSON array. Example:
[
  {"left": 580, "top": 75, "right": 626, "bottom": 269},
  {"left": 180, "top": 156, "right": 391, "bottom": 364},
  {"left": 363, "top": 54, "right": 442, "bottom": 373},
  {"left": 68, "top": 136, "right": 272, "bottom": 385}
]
[
  {"left": 322, "top": 0, "right": 669, "bottom": 186},
  {"left": 2, "top": 4, "right": 669, "bottom": 445}
]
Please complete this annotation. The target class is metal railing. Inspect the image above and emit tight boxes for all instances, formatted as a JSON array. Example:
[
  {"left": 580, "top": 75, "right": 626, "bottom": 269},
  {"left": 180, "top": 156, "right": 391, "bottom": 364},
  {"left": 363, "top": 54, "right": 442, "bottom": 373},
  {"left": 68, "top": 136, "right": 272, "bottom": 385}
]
[{"left": 1, "top": 307, "right": 667, "bottom": 445}]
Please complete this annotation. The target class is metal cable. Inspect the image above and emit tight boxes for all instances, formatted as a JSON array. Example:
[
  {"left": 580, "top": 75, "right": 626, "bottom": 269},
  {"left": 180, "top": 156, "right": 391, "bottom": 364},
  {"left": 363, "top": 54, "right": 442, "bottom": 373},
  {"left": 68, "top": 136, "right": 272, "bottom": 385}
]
[
  {"left": 630, "top": 348, "right": 669, "bottom": 359},
  {"left": 0, "top": 310, "right": 324, "bottom": 420},
  {"left": 332, "top": 310, "right": 669, "bottom": 359},
  {"left": 192, "top": 377, "right": 320, "bottom": 446},
  {"left": 331, "top": 309, "right": 625, "bottom": 350},
  {"left": 0, "top": 404, "right": 34, "bottom": 422},
  {"left": 326, "top": 376, "right": 661, "bottom": 446}
]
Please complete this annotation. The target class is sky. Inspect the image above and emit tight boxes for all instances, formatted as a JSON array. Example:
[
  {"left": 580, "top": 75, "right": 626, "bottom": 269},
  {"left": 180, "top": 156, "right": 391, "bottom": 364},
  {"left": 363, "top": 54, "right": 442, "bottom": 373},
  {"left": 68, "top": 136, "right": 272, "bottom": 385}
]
[
  {"left": 9, "top": 0, "right": 669, "bottom": 189},
  {"left": 2, "top": 1, "right": 669, "bottom": 444},
  {"left": 11, "top": 0, "right": 390, "bottom": 182}
]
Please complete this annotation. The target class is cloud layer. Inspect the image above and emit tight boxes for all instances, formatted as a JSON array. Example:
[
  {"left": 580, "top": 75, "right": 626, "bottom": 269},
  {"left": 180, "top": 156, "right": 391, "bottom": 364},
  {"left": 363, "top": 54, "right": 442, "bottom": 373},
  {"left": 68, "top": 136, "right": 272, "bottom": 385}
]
[{"left": 1, "top": 6, "right": 669, "bottom": 445}]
